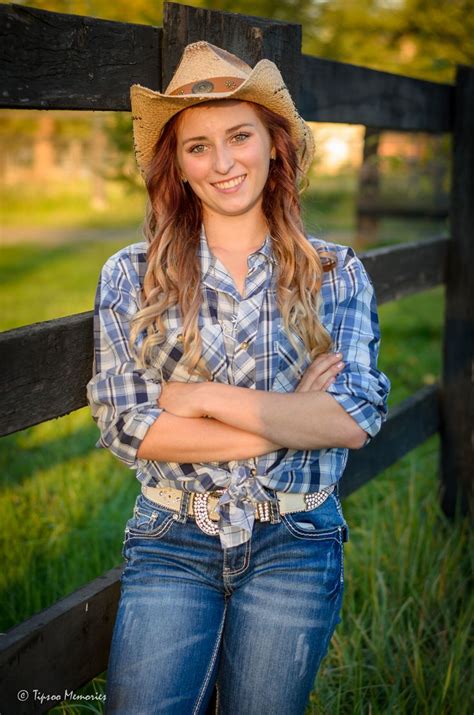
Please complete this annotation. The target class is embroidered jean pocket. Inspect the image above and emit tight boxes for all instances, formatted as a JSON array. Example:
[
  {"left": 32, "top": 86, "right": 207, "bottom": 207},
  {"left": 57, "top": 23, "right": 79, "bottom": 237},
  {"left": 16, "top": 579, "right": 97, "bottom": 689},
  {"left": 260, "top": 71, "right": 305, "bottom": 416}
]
[
  {"left": 281, "top": 492, "right": 348, "bottom": 542},
  {"left": 124, "top": 494, "right": 177, "bottom": 541}
]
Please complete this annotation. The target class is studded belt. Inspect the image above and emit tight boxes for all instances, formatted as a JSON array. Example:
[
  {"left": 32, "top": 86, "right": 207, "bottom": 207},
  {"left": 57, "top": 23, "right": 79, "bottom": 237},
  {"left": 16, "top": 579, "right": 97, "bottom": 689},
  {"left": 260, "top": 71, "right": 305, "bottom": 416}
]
[{"left": 141, "top": 483, "right": 335, "bottom": 537}]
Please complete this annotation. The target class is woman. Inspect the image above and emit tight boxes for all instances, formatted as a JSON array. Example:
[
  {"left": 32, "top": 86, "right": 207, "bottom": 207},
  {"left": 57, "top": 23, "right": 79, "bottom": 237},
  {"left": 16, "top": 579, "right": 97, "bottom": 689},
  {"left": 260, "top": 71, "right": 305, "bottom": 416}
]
[{"left": 87, "top": 41, "right": 390, "bottom": 715}]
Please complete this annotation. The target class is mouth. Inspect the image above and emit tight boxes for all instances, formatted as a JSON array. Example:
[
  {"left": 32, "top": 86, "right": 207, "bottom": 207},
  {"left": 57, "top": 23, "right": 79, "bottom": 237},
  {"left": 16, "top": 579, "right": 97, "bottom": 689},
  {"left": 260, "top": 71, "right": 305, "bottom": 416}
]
[{"left": 211, "top": 174, "right": 247, "bottom": 191}]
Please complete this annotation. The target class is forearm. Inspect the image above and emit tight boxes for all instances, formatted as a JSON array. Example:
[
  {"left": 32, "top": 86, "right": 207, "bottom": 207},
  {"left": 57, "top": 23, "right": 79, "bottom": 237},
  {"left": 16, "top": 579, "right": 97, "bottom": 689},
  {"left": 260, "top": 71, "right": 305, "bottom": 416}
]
[
  {"left": 200, "top": 383, "right": 366, "bottom": 450},
  {"left": 136, "top": 410, "right": 282, "bottom": 463}
]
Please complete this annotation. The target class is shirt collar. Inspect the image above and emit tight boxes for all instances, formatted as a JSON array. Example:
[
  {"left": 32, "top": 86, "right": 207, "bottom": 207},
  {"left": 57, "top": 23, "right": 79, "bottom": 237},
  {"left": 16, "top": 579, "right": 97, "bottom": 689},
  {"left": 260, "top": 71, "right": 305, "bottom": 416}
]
[{"left": 197, "top": 222, "right": 274, "bottom": 279}]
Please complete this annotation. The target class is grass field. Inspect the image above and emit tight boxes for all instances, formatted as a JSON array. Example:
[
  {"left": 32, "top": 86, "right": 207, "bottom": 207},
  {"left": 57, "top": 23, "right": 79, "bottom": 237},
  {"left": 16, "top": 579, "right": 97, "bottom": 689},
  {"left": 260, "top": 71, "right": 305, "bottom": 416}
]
[{"left": 0, "top": 179, "right": 471, "bottom": 714}]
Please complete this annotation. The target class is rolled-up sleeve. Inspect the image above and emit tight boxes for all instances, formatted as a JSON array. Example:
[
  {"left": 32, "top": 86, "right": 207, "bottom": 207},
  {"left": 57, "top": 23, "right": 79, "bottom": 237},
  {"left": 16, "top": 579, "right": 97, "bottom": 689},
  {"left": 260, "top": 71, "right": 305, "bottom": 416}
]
[
  {"left": 325, "top": 247, "right": 391, "bottom": 446},
  {"left": 86, "top": 257, "right": 164, "bottom": 468}
]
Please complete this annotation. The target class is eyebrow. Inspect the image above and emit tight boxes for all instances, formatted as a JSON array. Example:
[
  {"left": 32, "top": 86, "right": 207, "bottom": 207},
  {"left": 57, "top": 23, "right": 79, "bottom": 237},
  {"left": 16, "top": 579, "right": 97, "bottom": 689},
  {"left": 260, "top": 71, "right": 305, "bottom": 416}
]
[{"left": 182, "top": 123, "right": 255, "bottom": 145}]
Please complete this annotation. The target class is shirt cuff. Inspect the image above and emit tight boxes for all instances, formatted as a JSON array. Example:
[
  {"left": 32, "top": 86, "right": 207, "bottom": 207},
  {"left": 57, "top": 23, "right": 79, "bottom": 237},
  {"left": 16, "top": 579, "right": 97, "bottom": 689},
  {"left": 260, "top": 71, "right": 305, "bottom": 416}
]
[
  {"left": 96, "top": 405, "right": 164, "bottom": 469},
  {"left": 327, "top": 392, "right": 383, "bottom": 446}
]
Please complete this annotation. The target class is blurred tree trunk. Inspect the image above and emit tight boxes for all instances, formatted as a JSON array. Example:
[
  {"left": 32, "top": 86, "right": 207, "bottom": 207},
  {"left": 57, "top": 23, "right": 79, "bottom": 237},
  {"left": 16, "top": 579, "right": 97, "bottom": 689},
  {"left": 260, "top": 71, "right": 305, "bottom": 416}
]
[
  {"left": 91, "top": 114, "right": 107, "bottom": 210},
  {"left": 33, "top": 115, "right": 55, "bottom": 181},
  {"left": 356, "top": 127, "right": 381, "bottom": 249}
]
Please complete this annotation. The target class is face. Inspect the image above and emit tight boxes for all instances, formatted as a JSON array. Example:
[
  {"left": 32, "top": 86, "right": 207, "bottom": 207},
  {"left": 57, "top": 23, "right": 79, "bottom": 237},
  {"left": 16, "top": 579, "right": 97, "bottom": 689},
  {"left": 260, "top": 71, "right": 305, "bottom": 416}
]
[{"left": 175, "top": 100, "right": 274, "bottom": 220}]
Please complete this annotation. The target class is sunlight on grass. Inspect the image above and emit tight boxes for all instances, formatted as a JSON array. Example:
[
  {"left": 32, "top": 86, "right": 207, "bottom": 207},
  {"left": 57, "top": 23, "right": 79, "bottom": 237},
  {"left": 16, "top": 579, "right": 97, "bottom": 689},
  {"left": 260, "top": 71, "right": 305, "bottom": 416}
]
[
  {"left": 0, "top": 408, "right": 139, "bottom": 628},
  {"left": 0, "top": 238, "right": 141, "bottom": 330},
  {"left": 2, "top": 180, "right": 145, "bottom": 230}
]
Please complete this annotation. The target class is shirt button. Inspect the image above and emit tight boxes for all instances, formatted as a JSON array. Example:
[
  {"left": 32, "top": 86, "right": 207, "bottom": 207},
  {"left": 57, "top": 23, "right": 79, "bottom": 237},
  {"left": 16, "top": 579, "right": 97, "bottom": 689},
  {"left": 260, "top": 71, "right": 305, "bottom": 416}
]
[
  {"left": 239, "top": 340, "right": 250, "bottom": 350},
  {"left": 250, "top": 468, "right": 257, "bottom": 476}
]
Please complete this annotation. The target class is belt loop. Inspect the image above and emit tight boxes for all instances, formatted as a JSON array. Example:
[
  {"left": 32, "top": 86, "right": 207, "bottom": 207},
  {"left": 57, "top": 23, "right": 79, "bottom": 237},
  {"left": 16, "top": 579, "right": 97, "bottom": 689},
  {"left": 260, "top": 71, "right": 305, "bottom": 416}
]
[
  {"left": 269, "top": 490, "right": 281, "bottom": 524},
  {"left": 176, "top": 491, "right": 191, "bottom": 523}
]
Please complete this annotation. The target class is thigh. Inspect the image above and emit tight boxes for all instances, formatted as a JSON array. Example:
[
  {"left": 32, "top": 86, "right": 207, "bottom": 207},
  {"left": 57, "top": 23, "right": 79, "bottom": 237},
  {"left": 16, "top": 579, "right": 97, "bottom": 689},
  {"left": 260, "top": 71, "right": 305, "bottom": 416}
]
[
  {"left": 106, "top": 496, "right": 227, "bottom": 715},
  {"left": 216, "top": 493, "right": 346, "bottom": 715}
]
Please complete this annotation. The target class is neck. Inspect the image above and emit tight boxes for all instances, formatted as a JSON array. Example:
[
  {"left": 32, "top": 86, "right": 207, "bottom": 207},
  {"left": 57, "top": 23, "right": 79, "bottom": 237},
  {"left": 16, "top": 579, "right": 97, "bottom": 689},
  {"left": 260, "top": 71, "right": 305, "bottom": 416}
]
[{"left": 202, "top": 208, "right": 269, "bottom": 254}]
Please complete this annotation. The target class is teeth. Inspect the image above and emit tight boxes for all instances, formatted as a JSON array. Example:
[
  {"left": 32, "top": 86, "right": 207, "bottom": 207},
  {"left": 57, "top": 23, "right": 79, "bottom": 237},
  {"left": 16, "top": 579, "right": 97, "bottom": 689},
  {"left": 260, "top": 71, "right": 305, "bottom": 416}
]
[{"left": 213, "top": 175, "right": 245, "bottom": 189}]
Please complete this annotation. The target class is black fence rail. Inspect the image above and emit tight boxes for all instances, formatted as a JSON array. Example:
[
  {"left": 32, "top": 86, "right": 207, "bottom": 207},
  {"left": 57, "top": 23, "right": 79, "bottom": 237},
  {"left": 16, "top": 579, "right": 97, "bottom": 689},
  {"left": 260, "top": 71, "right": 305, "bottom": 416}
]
[{"left": 0, "top": 2, "right": 472, "bottom": 713}]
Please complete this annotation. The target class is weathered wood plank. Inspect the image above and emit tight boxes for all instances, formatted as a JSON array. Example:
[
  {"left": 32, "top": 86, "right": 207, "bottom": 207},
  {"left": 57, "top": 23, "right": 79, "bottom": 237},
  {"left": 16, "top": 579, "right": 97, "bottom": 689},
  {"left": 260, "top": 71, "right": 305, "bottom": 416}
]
[
  {"left": 0, "top": 237, "right": 449, "bottom": 437},
  {"left": 359, "top": 235, "right": 448, "bottom": 304},
  {"left": 340, "top": 384, "right": 440, "bottom": 497},
  {"left": 0, "top": 385, "right": 439, "bottom": 711},
  {"left": 299, "top": 53, "right": 453, "bottom": 132},
  {"left": 0, "top": 2, "right": 454, "bottom": 133},
  {"left": 162, "top": 2, "right": 302, "bottom": 102},
  {"left": 0, "top": 312, "right": 94, "bottom": 436},
  {"left": 439, "top": 65, "right": 474, "bottom": 517},
  {"left": 0, "top": 4, "right": 161, "bottom": 109},
  {"left": 0, "top": 566, "right": 122, "bottom": 714},
  {"left": 357, "top": 201, "right": 449, "bottom": 219}
]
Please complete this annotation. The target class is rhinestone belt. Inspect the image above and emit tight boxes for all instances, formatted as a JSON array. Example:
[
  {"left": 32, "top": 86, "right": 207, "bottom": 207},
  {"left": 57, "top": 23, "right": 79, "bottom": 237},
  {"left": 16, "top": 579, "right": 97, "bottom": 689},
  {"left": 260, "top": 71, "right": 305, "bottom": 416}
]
[{"left": 141, "top": 484, "right": 335, "bottom": 537}]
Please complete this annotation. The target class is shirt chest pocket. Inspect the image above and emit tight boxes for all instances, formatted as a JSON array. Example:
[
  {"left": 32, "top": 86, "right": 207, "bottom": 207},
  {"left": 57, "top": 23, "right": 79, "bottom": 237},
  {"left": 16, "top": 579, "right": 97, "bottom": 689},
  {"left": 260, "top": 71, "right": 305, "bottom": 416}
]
[
  {"left": 150, "top": 323, "right": 228, "bottom": 383},
  {"left": 272, "top": 324, "right": 311, "bottom": 392}
]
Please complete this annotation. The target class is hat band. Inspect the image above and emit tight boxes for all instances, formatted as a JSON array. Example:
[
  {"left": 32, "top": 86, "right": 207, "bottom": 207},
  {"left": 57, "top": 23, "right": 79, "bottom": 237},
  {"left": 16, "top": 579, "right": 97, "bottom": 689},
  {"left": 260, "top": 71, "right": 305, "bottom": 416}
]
[{"left": 169, "top": 76, "right": 246, "bottom": 96}]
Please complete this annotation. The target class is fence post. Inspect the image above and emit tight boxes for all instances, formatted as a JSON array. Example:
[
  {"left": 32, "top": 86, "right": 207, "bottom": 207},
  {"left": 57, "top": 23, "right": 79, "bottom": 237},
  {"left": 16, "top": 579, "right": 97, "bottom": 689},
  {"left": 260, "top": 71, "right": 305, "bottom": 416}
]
[
  {"left": 439, "top": 64, "right": 474, "bottom": 518},
  {"left": 161, "top": 2, "right": 302, "bottom": 102}
]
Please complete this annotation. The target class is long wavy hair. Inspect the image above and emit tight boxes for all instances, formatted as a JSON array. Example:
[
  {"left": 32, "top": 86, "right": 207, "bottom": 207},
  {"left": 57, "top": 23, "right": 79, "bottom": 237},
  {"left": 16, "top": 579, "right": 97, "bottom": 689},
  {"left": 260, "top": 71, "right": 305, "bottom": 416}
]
[{"left": 129, "top": 98, "right": 337, "bottom": 379}]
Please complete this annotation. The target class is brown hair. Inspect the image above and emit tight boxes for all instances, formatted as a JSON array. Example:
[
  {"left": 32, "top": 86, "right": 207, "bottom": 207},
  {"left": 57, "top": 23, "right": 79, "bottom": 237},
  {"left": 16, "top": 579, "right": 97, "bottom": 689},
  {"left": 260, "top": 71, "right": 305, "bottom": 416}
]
[{"left": 129, "top": 99, "right": 337, "bottom": 378}]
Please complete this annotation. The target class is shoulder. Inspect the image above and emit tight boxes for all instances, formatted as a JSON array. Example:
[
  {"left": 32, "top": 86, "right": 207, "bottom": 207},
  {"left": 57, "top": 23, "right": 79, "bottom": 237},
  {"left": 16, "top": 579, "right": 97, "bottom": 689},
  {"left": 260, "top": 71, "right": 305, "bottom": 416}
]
[
  {"left": 99, "top": 241, "right": 148, "bottom": 291},
  {"left": 306, "top": 233, "right": 356, "bottom": 267},
  {"left": 306, "top": 234, "right": 373, "bottom": 299}
]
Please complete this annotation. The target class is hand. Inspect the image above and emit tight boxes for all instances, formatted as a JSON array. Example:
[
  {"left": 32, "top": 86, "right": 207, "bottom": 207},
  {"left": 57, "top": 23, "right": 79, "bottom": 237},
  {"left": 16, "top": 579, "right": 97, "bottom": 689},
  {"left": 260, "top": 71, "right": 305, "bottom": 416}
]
[
  {"left": 158, "top": 381, "right": 210, "bottom": 418},
  {"left": 295, "top": 352, "right": 344, "bottom": 393}
]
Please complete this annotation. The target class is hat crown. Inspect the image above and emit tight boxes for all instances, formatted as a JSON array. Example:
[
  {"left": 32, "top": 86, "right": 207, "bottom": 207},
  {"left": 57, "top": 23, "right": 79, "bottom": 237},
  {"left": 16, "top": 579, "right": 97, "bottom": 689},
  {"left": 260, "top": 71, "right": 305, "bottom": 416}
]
[{"left": 165, "top": 41, "right": 253, "bottom": 95}]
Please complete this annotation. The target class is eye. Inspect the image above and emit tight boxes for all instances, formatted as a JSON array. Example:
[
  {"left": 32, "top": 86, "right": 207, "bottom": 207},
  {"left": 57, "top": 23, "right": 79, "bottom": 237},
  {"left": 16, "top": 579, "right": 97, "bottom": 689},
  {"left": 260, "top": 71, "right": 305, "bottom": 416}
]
[
  {"left": 189, "top": 144, "right": 206, "bottom": 154},
  {"left": 232, "top": 132, "right": 250, "bottom": 142}
]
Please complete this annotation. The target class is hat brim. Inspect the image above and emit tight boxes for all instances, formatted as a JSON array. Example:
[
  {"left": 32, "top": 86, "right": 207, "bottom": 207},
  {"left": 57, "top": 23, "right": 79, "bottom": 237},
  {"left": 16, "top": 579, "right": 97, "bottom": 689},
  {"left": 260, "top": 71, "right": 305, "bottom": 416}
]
[{"left": 131, "top": 59, "right": 314, "bottom": 181}]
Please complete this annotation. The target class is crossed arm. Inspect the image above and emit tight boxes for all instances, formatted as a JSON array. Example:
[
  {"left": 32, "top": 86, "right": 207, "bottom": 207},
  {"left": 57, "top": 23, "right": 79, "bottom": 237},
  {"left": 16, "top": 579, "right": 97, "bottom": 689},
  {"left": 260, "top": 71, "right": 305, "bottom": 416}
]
[{"left": 136, "top": 351, "right": 368, "bottom": 463}]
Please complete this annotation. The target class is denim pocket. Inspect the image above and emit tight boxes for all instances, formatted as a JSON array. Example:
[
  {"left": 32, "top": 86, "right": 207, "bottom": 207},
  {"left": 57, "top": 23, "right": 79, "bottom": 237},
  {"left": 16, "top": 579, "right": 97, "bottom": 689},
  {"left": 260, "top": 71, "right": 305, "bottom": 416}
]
[
  {"left": 124, "top": 494, "right": 178, "bottom": 543},
  {"left": 281, "top": 492, "right": 349, "bottom": 543}
]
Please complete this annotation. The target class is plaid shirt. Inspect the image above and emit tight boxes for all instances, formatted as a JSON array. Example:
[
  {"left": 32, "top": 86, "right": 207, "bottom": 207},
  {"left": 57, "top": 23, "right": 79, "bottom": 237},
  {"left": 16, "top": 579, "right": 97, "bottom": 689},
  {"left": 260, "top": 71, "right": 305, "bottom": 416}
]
[{"left": 87, "top": 224, "right": 390, "bottom": 549}]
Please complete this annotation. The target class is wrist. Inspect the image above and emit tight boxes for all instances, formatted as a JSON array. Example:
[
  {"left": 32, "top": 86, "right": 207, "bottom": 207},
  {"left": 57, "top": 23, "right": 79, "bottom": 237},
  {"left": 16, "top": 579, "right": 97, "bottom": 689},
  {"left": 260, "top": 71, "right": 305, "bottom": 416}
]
[{"left": 198, "top": 380, "right": 225, "bottom": 418}]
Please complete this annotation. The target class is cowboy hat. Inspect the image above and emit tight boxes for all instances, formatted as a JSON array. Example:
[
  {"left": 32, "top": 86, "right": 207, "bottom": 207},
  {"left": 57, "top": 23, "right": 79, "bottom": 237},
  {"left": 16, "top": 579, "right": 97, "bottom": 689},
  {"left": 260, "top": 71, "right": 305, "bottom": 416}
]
[{"left": 130, "top": 41, "right": 314, "bottom": 182}]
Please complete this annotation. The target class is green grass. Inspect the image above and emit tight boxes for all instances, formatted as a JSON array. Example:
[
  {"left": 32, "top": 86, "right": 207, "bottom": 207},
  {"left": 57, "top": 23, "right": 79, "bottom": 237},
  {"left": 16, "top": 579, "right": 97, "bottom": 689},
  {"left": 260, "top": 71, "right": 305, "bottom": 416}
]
[
  {"left": 302, "top": 180, "right": 449, "bottom": 246},
  {"left": 1, "top": 180, "right": 145, "bottom": 230},
  {"left": 309, "top": 435, "right": 473, "bottom": 715},
  {"left": 0, "top": 181, "right": 471, "bottom": 713},
  {"left": 0, "top": 239, "right": 138, "bottom": 331}
]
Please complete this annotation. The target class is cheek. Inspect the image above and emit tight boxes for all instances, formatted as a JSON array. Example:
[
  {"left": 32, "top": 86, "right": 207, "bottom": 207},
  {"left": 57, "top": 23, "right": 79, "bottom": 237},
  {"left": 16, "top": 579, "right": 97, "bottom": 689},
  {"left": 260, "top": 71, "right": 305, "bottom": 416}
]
[
  {"left": 252, "top": 153, "right": 271, "bottom": 184},
  {"left": 184, "top": 159, "right": 210, "bottom": 184},
  {"left": 247, "top": 143, "right": 272, "bottom": 177}
]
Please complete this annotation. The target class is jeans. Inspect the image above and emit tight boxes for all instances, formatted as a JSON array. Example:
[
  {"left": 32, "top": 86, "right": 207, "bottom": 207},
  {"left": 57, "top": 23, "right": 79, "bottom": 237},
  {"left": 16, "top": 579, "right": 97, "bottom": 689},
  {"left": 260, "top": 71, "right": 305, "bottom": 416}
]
[{"left": 105, "top": 485, "right": 349, "bottom": 715}]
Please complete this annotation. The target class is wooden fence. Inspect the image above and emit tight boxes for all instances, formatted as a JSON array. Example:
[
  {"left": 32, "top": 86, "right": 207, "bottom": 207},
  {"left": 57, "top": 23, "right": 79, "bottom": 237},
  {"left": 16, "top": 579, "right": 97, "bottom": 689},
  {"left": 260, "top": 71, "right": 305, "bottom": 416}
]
[{"left": 0, "top": 2, "right": 472, "bottom": 712}]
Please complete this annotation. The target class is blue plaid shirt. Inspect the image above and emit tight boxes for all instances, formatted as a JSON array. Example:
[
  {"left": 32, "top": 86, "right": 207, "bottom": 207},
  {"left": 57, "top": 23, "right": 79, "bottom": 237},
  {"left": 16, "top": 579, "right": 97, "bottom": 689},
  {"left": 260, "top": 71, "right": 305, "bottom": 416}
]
[{"left": 87, "top": 224, "right": 390, "bottom": 549}]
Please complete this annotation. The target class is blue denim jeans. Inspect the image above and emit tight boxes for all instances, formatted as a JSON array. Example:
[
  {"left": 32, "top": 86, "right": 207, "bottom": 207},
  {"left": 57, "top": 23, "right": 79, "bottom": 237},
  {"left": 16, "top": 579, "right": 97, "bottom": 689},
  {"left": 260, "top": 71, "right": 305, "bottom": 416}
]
[{"left": 105, "top": 485, "right": 349, "bottom": 715}]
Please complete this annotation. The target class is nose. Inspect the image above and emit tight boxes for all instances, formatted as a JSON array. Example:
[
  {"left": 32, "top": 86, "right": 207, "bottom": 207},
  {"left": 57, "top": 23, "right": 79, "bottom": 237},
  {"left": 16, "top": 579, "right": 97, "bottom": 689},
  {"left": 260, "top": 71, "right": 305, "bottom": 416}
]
[{"left": 212, "top": 141, "right": 235, "bottom": 174}]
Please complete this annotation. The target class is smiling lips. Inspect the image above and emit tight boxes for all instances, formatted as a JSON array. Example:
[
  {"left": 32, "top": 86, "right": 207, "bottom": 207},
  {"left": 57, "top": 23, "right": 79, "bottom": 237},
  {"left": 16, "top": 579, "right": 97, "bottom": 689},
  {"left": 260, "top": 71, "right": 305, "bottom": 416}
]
[{"left": 212, "top": 174, "right": 246, "bottom": 191}]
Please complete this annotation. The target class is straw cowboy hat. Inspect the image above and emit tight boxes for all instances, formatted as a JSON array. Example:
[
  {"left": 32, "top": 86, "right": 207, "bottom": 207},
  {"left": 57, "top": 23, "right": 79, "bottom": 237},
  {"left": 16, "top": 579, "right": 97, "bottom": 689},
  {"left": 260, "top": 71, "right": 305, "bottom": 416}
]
[{"left": 130, "top": 41, "right": 315, "bottom": 182}]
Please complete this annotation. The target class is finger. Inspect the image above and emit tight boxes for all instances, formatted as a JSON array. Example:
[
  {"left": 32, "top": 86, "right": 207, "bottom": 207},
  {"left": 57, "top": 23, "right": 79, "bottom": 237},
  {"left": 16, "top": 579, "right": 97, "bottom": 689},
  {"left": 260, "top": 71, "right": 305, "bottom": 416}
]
[
  {"left": 321, "top": 377, "right": 336, "bottom": 392},
  {"left": 296, "top": 352, "right": 337, "bottom": 387},
  {"left": 301, "top": 359, "right": 344, "bottom": 391},
  {"left": 306, "top": 351, "right": 343, "bottom": 375},
  {"left": 302, "top": 358, "right": 340, "bottom": 388}
]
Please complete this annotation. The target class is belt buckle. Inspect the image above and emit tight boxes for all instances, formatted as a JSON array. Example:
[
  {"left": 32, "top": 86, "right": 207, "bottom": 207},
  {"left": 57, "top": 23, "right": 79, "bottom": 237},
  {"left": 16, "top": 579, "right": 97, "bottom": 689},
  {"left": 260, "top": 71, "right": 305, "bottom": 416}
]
[
  {"left": 194, "top": 489, "right": 225, "bottom": 536},
  {"left": 256, "top": 501, "right": 272, "bottom": 522}
]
